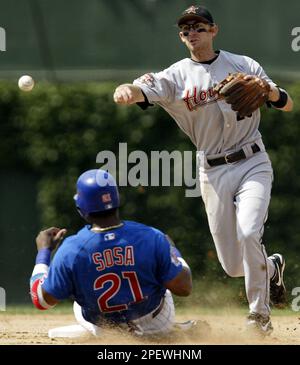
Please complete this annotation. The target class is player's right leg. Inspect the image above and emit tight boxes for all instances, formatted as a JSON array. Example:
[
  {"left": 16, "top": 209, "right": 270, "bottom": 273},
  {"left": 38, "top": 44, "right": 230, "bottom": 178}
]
[
  {"left": 130, "top": 290, "right": 176, "bottom": 335},
  {"left": 73, "top": 301, "right": 102, "bottom": 336},
  {"left": 47, "top": 302, "right": 100, "bottom": 338},
  {"left": 199, "top": 166, "right": 244, "bottom": 277}
]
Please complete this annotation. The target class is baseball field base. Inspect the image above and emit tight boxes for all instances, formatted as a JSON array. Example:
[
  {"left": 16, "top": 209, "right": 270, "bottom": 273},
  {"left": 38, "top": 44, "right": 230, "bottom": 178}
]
[{"left": 48, "top": 324, "right": 88, "bottom": 338}]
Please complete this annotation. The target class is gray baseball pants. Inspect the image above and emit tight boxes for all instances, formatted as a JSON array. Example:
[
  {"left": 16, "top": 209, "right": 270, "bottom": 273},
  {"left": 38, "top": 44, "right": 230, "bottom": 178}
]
[{"left": 198, "top": 147, "right": 275, "bottom": 316}]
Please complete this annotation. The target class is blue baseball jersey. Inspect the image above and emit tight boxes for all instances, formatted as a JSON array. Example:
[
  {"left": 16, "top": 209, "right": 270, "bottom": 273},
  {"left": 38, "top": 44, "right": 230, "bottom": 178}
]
[{"left": 42, "top": 220, "right": 183, "bottom": 324}]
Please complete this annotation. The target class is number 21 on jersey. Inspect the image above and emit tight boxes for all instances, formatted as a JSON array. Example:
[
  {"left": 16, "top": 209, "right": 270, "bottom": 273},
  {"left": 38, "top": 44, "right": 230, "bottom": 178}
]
[{"left": 94, "top": 271, "right": 144, "bottom": 313}]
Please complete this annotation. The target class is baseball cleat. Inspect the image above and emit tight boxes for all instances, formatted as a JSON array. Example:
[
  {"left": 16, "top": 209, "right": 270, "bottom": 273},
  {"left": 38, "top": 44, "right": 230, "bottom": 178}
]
[
  {"left": 175, "top": 320, "right": 198, "bottom": 331},
  {"left": 269, "top": 253, "right": 286, "bottom": 307},
  {"left": 175, "top": 319, "right": 211, "bottom": 339},
  {"left": 246, "top": 313, "right": 273, "bottom": 336}
]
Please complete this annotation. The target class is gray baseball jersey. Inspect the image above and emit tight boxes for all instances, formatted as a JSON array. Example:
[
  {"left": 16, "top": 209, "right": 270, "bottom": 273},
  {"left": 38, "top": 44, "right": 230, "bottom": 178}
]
[
  {"left": 133, "top": 50, "right": 276, "bottom": 157},
  {"left": 134, "top": 50, "right": 278, "bottom": 317}
]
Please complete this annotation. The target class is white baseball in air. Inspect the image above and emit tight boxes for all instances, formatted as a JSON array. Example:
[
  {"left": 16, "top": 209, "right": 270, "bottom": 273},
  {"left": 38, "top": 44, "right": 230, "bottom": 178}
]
[{"left": 18, "top": 75, "right": 35, "bottom": 92}]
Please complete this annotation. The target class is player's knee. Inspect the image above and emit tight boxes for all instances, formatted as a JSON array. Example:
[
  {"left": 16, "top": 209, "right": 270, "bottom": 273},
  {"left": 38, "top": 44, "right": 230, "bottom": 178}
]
[
  {"left": 237, "top": 227, "right": 260, "bottom": 244},
  {"left": 223, "top": 267, "right": 242, "bottom": 277},
  {"left": 221, "top": 262, "right": 243, "bottom": 277}
]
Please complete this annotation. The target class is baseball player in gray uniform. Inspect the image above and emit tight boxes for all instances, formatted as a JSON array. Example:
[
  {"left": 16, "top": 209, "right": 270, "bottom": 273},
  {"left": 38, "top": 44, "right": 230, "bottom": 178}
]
[{"left": 113, "top": 5, "right": 294, "bottom": 335}]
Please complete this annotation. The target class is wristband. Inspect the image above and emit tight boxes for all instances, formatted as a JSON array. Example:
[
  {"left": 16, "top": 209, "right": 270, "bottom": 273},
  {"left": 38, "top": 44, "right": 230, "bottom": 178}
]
[
  {"left": 269, "top": 88, "right": 288, "bottom": 108},
  {"left": 35, "top": 248, "right": 51, "bottom": 265}
]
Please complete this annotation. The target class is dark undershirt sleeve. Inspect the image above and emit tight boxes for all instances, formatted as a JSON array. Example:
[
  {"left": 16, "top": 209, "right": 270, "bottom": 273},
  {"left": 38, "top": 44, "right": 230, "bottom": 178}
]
[{"left": 136, "top": 90, "right": 154, "bottom": 110}]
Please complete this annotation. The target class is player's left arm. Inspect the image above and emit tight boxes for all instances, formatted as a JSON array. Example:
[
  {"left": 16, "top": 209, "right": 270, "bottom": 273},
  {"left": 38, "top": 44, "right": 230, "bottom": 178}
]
[
  {"left": 156, "top": 234, "right": 192, "bottom": 297},
  {"left": 267, "top": 85, "right": 293, "bottom": 112},
  {"left": 30, "top": 227, "right": 67, "bottom": 310},
  {"left": 248, "top": 58, "right": 294, "bottom": 112},
  {"left": 164, "top": 259, "right": 192, "bottom": 297}
]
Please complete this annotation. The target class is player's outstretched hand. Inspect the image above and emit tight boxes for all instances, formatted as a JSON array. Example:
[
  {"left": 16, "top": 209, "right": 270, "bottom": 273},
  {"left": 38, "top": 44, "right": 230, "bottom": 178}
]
[
  {"left": 36, "top": 227, "right": 67, "bottom": 251},
  {"left": 114, "top": 85, "right": 136, "bottom": 104},
  {"left": 113, "top": 84, "right": 145, "bottom": 105}
]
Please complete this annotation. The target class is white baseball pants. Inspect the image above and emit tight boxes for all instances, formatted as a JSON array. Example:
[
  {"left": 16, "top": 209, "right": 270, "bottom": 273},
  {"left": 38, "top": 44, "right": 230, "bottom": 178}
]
[
  {"left": 73, "top": 290, "right": 175, "bottom": 336},
  {"left": 199, "top": 150, "right": 275, "bottom": 316}
]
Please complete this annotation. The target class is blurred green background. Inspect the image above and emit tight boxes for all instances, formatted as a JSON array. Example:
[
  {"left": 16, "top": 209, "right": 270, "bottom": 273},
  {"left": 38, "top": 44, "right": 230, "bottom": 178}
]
[{"left": 0, "top": 0, "right": 299, "bottom": 306}]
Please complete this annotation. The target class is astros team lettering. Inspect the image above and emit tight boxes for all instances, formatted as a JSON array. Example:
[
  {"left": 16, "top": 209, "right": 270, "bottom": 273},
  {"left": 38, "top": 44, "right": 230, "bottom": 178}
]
[
  {"left": 92, "top": 246, "right": 135, "bottom": 271},
  {"left": 183, "top": 86, "right": 217, "bottom": 111}
]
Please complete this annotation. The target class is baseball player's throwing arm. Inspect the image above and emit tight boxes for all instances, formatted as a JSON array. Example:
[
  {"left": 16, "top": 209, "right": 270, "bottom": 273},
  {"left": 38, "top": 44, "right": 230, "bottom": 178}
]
[{"left": 114, "top": 79, "right": 293, "bottom": 112}]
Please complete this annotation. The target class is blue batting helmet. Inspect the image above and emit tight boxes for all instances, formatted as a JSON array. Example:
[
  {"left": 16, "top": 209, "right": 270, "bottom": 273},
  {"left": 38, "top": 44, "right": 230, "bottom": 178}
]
[{"left": 74, "top": 169, "right": 120, "bottom": 218}]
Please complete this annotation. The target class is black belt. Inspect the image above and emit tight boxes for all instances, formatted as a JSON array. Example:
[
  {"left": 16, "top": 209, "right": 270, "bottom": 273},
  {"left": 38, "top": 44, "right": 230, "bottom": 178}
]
[
  {"left": 207, "top": 144, "right": 260, "bottom": 167},
  {"left": 126, "top": 297, "right": 166, "bottom": 333}
]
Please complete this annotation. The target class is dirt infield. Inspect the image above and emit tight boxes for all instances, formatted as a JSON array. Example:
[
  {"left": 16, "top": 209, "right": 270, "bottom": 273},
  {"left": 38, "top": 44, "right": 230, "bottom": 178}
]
[{"left": 1, "top": 308, "right": 299, "bottom": 345}]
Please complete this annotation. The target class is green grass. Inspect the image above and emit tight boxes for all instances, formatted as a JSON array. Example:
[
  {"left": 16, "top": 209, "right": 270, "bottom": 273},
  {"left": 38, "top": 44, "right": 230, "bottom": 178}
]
[
  {"left": 2, "top": 303, "right": 298, "bottom": 318},
  {"left": 1, "top": 302, "right": 73, "bottom": 315},
  {"left": 2, "top": 278, "right": 299, "bottom": 317},
  {"left": 175, "top": 305, "right": 299, "bottom": 317}
]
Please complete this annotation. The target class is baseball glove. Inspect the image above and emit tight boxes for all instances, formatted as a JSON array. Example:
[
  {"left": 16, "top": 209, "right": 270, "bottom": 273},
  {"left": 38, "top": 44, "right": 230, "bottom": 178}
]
[{"left": 214, "top": 73, "right": 271, "bottom": 119}]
